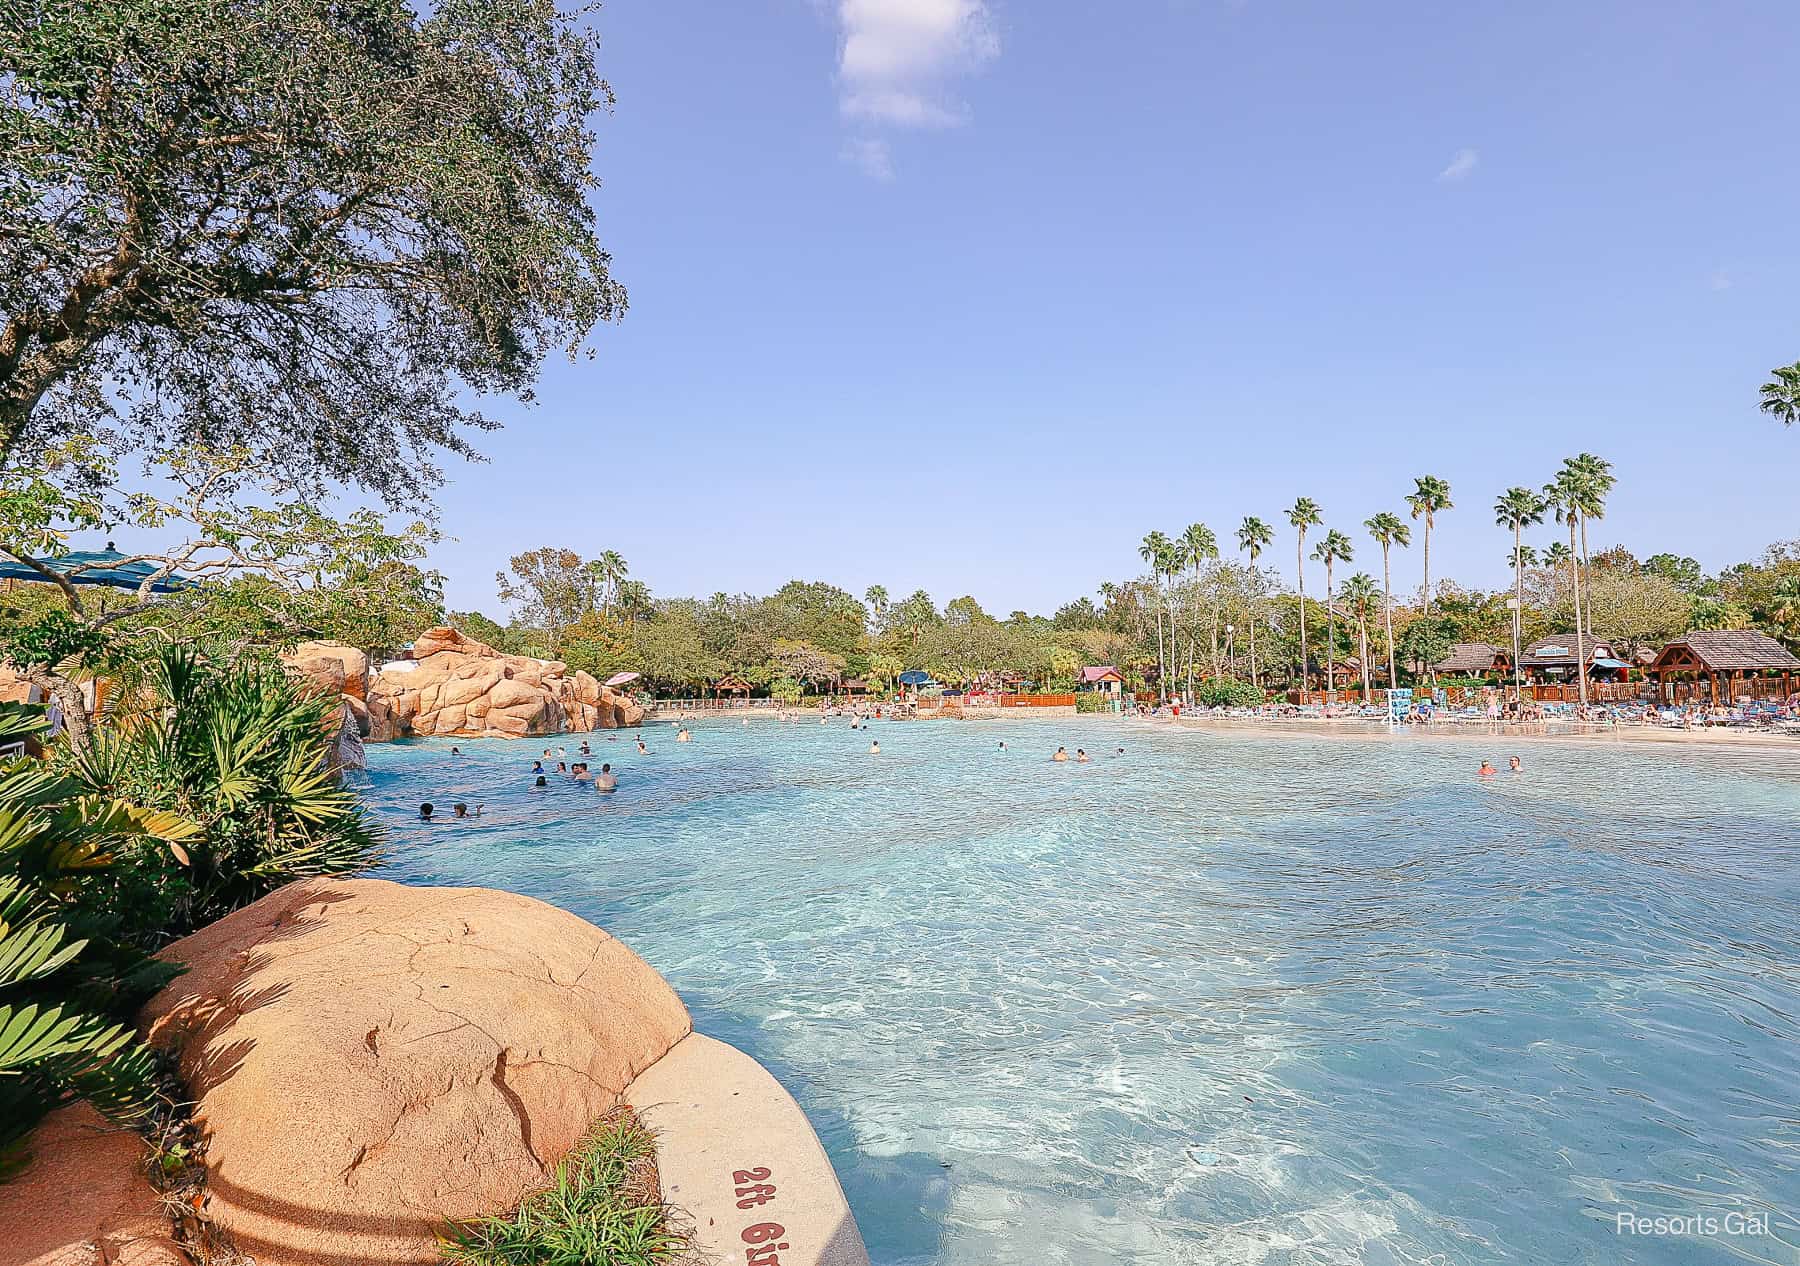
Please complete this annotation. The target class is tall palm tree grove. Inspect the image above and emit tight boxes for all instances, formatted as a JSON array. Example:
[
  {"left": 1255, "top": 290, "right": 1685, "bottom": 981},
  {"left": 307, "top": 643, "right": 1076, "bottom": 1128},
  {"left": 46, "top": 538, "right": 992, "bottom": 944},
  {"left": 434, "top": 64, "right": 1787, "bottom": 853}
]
[
  {"left": 1236, "top": 516, "right": 1274, "bottom": 689},
  {"left": 1286, "top": 498, "right": 1323, "bottom": 689},
  {"left": 1405, "top": 475, "right": 1453, "bottom": 683},
  {"left": 1494, "top": 486, "right": 1546, "bottom": 699},
  {"left": 1311, "top": 528, "right": 1353, "bottom": 694},
  {"left": 1362, "top": 511, "right": 1410, "bottom": 692}
]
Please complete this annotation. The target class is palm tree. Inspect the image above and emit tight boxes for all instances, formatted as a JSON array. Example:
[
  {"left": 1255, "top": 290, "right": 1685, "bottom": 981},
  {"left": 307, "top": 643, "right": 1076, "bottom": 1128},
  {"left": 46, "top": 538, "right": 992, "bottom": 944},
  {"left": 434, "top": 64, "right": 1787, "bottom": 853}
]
[
  {"left": 1236, "top": 517, "right": 1274, "bottom": 689},
  {"left": 593, "top": 550, "right": 628, "bottom": 611},
  {"left": 1508, "top": 544, "right": 1539, "bottom": 570},
  {"left": 864, "top": 584, "right": 890, "bottom": 635},
  {"left": 1311, "top": 529, "right": 1353, "bottom": 694},
  {"left": 1494, "top": 487, "right": 1547, "bottom": 699},
  {"left": 1544, "top": 467, "right": 1589, "bottom": 708},
  {"left": 1139, "top": 531, "right": 1172, "bottom": 695},
  {"left": 1286, "top": 499, "right": 1323, "bottom": 689},
  {"left": 1763, "top": 575, "right": 1800, "bottom": 646},
  {"left": 1363, "top": 511, "right": 1410, "bottom": 692},
  {"left": 1340, "top": 573, "right": 1380, "bottom": 698},
  {"left": 1758, "top": 361, "right": 1800, "bottom": 427},
  {"left": 1405, "top": 477, "right": 1453, "bottom": 683},
  {"left": 1180, "top": 522, "right": 1219, "bottom": 697},
  {"left": 1568, "top": 453, "right": 1615, "bottom": 641}
]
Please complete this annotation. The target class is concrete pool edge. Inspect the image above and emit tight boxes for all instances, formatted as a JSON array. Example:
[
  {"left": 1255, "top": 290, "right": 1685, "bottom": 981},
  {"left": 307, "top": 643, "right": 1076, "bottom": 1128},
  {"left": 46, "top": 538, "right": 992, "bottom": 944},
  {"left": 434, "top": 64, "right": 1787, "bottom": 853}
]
[{"left": 627, "top": 1032, "right": 871, "bottom": 1266}]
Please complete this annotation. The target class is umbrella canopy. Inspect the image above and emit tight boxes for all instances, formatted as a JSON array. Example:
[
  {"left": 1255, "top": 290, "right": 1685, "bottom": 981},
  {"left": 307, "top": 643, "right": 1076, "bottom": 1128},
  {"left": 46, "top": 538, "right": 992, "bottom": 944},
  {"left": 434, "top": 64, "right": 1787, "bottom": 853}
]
[
  {"left": 603, "top": 671, "right": 641, "bottom": 688},
  {"left": 0, "top": 547, "right": 191, "bottom": 594},
  {"left": 1591, "top": 658, "right": 1630, "bottom": 670},
  {"left": 897, "top": 670, "right": 934, "bottom": 686}
]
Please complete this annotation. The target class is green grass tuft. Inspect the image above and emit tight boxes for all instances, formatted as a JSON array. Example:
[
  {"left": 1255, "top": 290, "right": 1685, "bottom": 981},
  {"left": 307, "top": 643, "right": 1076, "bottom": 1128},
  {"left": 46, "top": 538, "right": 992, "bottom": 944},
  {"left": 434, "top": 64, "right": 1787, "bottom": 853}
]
[{"left": 440, "top": 1109, "right": 685, "bottom": 1266}]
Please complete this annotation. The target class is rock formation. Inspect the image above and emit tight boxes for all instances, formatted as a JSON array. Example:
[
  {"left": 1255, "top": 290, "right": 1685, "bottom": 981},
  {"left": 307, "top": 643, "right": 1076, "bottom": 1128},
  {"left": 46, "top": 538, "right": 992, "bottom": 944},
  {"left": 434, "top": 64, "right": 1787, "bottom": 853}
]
[
  {"left": 138, "top": 878, "right": 692, "bottom": 1266},
  {"left": 280, "top": 629, "right": 645, "bottom": 742},
  {"left": 0, "top": 1102, "right": 187, "bottom": 1266}
]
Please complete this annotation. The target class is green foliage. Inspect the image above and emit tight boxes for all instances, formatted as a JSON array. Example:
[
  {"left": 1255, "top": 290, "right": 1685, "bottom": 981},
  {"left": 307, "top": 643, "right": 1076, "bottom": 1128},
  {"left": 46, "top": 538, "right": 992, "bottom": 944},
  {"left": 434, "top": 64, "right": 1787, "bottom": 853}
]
[
  {"left": 1195, "top": 677, "right": 1265, "bottom": 707},
  {"left": 2, "top": 0, "right": 625, "bottom": 504},
  {"left": 1395, "top": 617, "right": 1454, "bottom": 679},
  {"left": 62, "top": 645, "right": 379, "bottom": 936},
  {"left": 0, "top": 703, "right": 199, "bottom": 1178},
  {"left": 0, "top": 606, "right": 109, "bottom": 673},
  {"left": 1074, "top": 692, "right": 1111, "bottom": 713},
  {"left": 440, "top": 1110, "right": 681, "bottom": 1266}
]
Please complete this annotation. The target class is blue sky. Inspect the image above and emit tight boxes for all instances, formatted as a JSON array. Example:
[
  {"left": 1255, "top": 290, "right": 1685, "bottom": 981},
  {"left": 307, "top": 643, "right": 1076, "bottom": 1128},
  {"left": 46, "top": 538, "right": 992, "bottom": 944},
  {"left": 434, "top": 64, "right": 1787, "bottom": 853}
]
[{"left": 424, "top": 0, "right": 1800, "bottom": 617}]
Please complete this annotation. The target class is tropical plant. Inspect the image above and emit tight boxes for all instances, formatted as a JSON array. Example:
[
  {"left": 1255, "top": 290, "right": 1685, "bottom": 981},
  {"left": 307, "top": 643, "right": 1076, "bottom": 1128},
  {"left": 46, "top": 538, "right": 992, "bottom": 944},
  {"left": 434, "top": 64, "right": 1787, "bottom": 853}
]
[
  {"left": 1139, "top": 531, "right": 1175, "bottom": 698},
  {"left": 1568, "top": 453, "right": 1615, "bottom": 642},
  {"left": 1758, "top": 362, "right": 1800, "bottom": 428},
  {"left": 0, "top": 703, "right": 199, "bottom": 1178},
  {"left": 1405, "top": 476, "right": 1453, "bottom": 679},
  {"left": 1340, "top": 573, "right": 1380, "bottom": 697},
  {"left": 1194, "top": 677, "right": 1265, "bottom": 708},
  {"left": 1311, "top": 529, "right": 1353, "bottom": 692},
  {"left": 1544, "top": 464, "right": 1591, "bottom": 708},
  {"left": 1286, "top": 499, "right": 1323, "bottom": 688},
  {"left": 63, "top": 645, "right": 379, "bottom": 936},
  {"left": 1495, "top": 487, "right": 1547, "bottom": 696},
  {"left": 1363, "top": 511, "right": 1410, "bottom": 692},
  {"left": 1179, "top": 522, "right": 1219, "bottom": 694},
  {"left": 1235, "top": 517, "right": 1274, "bottom": 689}
]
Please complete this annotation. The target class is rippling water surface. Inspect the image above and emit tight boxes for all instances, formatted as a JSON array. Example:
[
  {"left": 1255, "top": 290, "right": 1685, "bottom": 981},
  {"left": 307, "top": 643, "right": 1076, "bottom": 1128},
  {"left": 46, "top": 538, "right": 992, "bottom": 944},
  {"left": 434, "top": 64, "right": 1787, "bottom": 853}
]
[{"left": 362, "top": 718, "right": 1800, "bottom": 1265}]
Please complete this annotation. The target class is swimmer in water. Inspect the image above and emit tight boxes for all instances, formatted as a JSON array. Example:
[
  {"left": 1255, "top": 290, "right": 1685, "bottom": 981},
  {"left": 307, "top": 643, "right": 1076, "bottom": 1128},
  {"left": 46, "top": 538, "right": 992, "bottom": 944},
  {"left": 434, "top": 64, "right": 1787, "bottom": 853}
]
[
  {"left": 572, "top": 763, "right": 591, "bottom": 782},
  {"left": 449, "top": 746, "right": 462, "bottom": 755},
  {"left": 999, "top": 740, "right": 1006, "bottom": 751},
  {"left": 1052, "top": 746, "right": 1069, "bottom": 762},
  {"left": 452, "top": 802, "right": 482, "bottom": 819},
  {"left": 1075, "top": 749, "right": 1090, "bottom": 763},
  {"left": 533, "top": 775, "right": 548, "bottom": 788},
  {"left": 869, "top": 739, "right": 881, "bottom": 754},
  {"left": 636, "top": 735, "right": 648, "bottom": 754},
  {"left": 418, "top": 802, "right": 435, "bottom": 821},
  {"left": 532, "top": 760, "right": 543, "bottom": 774},
  {"left": 1508, "top": 756, "right": 1522, "bottom": 772},
  {"left": 677, "top": 726, "right": 692, "bottom": 742},
  {"left": 1478, "top": 761, "right": 1496, "bottom": 777},
  {"left": 579, "top": 741, "right": 591, "bottom": 756},
  {"left": 594, "top": 763, "right": 617, "bottom": 792}
]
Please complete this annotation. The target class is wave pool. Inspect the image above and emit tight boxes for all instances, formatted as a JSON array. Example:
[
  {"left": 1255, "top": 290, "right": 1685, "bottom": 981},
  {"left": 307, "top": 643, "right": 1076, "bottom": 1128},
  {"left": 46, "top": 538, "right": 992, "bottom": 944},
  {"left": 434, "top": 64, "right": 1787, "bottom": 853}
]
[{"left": 361, "top": 717, "right": 1800, "bottom": 1265}]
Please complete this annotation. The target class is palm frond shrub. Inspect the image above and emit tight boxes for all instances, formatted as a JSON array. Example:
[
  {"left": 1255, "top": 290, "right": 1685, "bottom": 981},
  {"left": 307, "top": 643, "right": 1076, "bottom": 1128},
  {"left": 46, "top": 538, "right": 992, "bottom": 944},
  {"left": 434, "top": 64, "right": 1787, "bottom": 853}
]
[
  {"left": 0, "top": 702, "right": 200, "bottom": 1178},
  {"left": 63, "top": 644, "right": 382, "bottom": 937}
]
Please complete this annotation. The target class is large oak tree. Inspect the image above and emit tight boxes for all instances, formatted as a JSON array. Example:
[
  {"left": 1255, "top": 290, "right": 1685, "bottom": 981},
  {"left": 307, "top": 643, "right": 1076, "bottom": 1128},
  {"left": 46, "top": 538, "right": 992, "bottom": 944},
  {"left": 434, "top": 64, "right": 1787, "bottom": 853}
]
[{"left": 1, "top": 0, "right": 625, "bottom": 506}]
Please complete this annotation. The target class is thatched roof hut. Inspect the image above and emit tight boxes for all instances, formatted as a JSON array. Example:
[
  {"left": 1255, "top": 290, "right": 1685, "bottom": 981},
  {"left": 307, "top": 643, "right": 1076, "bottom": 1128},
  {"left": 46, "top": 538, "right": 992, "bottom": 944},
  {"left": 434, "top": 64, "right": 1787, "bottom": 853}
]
[{"left": 1433, "top": 643, "right": 1508, "bottom": 676}]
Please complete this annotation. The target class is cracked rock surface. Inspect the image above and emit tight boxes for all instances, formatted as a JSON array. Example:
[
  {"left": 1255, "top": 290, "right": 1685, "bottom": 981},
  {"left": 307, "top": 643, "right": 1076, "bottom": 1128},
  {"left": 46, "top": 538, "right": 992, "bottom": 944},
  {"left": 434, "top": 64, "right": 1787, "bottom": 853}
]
[{"left": 139, "top": 877, "right": 691, "bottom": 1266}]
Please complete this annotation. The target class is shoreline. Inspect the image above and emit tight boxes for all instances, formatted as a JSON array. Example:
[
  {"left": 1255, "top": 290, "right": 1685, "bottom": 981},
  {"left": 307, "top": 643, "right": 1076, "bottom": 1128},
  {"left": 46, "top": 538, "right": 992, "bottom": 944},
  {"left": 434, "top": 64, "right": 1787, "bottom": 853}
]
[{"left": 646, "top": 706, "right": 1800, "bottom": 752}]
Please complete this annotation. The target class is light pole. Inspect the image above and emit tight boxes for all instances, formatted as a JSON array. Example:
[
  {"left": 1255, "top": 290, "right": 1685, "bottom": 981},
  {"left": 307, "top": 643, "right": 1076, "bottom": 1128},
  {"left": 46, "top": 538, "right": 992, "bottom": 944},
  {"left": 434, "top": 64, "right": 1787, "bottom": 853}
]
[{"left": 1225, "top": 624, "right": 1235, "bottom": 677}]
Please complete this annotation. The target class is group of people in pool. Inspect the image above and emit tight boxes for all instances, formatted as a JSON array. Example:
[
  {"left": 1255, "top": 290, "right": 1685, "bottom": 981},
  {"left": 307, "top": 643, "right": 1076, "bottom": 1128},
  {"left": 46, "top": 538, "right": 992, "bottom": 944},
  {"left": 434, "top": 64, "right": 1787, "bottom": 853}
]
[{"left": 1478, "top": 756, "right": 1524, "bottom": 777}]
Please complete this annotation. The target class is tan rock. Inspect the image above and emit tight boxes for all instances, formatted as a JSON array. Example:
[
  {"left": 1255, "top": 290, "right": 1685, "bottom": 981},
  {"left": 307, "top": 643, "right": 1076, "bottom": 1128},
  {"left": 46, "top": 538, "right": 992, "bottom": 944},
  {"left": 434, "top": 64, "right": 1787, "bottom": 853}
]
[
  {"left": 290, "top": 641, "right": 370, "bottom": 700},
  {"left": 141, "top": 878, "right": 692, "bottom": 1266},
  {"left": 0, "top": 1103, "right": 185, "bottom": 1266},
  {"left": 409, "top": 626, "right": 500, "bottom": 660}
]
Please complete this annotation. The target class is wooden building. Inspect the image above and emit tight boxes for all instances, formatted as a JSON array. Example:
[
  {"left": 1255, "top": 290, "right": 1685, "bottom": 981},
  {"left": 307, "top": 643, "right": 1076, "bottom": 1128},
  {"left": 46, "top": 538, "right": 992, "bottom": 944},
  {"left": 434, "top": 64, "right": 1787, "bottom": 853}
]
[{"left": 1645, "top": 631, "right": 1800, "bottom": 705}]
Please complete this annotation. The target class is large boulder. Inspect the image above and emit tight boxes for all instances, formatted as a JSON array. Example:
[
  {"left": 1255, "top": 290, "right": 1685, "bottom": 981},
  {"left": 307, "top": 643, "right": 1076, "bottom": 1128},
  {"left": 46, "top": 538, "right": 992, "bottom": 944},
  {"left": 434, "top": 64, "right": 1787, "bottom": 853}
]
[
  {"left": 365, "top": 626, "right": 637, "bottom": 740},
  {"left": 0, "top": 1102, "right": 186, "bottom": 1266},
  {"left": 140, "top": 878, "right": 691, "bottom": 1266}
]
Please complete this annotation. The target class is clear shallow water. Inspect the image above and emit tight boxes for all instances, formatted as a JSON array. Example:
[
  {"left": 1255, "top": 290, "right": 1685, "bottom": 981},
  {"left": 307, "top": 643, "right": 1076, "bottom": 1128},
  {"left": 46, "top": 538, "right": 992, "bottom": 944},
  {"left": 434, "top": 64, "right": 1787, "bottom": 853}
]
[{"left": 362, "top": 719, "right": 1800, "bottom": 1265}]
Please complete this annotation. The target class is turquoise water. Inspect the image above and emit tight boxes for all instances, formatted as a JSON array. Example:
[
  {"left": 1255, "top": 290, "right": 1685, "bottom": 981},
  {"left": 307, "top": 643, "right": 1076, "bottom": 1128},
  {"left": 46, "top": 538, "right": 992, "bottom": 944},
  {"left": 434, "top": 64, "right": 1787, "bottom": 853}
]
[{"left": 362, "top": 718, "right": 1800, "bottom": 1265}]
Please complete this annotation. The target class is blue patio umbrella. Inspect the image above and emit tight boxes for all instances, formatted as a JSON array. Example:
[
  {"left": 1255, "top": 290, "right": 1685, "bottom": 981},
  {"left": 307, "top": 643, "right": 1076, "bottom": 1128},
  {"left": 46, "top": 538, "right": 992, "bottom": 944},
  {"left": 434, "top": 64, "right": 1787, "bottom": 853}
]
[
  {"left": 0, "top": 546, "right": 192, "bottom": 594},
  {"left": 896, "top": 670, "right": 934, "bottom": 686}
]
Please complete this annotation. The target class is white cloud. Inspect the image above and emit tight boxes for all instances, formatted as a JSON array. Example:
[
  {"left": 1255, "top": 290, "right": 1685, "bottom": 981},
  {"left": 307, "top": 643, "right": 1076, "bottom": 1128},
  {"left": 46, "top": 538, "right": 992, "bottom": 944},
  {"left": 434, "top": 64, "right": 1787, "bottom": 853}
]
[
  {"left": 1436, "top": 147, "right": 1479, "bottom": 182},
  {"left": 842, "top": 137, "right": 896, "bottom": 181},
  {"left": 835, "top": 0, "right": 998, "bottom": 128},
  {"left": 1708, "top": 268, "right": 1732, "bottom": 292}
]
